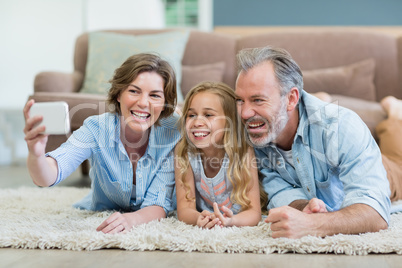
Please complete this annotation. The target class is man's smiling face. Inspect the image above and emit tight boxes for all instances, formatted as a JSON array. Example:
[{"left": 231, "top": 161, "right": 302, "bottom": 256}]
[{"left": 235, "top": 62, "right": 289, "bottom": 147}]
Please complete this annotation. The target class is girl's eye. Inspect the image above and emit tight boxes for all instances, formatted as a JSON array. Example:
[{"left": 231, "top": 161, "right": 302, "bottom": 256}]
[
  {"left": 187, "top": 114, "right": 196, "bottom": 118},
  {"left": 205, "top": 114, "right": 213, "bottom": 118},
  {"left": 129, "top": 89, "right": 139, "bottom": 94},
  {"left": 151, "top": 94, "right": 162, "bottom": 99}
]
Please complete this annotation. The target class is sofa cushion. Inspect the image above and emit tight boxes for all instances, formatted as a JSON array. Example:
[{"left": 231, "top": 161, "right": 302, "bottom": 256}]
[
  {"left": 181, "top": 62, "right": 226, "bottom": 98},
  {"left": 80, "top": 30, "right": 190, "bottom": 103},
  {"left": 330, "top": 94, "right": 386, "bottom": 141},
  {"left": 303, "top": 59, "right": 376, "bottom": 101}
]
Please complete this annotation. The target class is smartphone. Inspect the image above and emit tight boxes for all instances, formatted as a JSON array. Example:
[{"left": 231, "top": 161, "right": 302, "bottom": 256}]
[{"left": 30, "top": 101, "right": 70, "bottom": 135}]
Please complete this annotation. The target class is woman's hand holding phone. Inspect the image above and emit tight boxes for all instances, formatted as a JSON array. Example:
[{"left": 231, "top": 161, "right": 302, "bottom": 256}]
[
  {"left": 24, "top": 100, "right": 70, "bottom": 155},
  {"left": 23, "top": 99, "right": 49, "bottom": 157},
  {"left": 23, "top": 99, "right": 61, "bottom": 186}
]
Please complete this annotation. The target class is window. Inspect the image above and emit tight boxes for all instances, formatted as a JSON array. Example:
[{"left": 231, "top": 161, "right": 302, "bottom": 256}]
[{"left": 164, "top": 0, "right": 199, "bottom": 28}]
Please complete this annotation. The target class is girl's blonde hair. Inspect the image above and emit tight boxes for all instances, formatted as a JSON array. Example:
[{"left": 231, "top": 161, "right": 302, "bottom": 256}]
[{"left": 176, "top": 81, "right": 253, "bottom": 211}]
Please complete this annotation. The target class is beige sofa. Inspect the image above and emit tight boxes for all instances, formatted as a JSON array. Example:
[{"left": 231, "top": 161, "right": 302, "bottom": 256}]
[{"left": 30, "top": 28, "right": 402, "bottom": 156}]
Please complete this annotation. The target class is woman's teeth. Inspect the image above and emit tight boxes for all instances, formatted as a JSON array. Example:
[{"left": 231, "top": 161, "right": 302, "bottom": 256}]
[{"left": 131, "top": 111, "right": 149, "bottom": 119}]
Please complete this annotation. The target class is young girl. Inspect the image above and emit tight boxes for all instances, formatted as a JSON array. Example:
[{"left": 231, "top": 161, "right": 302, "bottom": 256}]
[{"left": 174, "top": 81, "right": 262, "bottom": 229}]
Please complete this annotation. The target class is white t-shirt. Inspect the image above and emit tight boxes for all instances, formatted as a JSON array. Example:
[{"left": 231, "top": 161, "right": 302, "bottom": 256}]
[{"left": 277, "top": 147, "right": 294, "bottom": 167}]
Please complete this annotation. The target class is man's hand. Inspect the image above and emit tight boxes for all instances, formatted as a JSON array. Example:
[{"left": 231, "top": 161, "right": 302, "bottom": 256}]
[
  {"left": 302, "top": 198, "right": 328, "bottom": 214},
  {"left": 266, "top": 203, "right": 388, "bottom": 239},
  {"left": 265, "top": 206, "right": 319, "bottom": 239},
  {"left": 213, "top": 202, "right": 234, "bottom": 227},
  {"left": 197, "top": 210, "right": 220, "bottom": 229}
]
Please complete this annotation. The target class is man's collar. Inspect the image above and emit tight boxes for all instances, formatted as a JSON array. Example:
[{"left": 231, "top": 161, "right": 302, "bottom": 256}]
[{"left": 295, "top": 91, "right": 310, "bottom": 145}]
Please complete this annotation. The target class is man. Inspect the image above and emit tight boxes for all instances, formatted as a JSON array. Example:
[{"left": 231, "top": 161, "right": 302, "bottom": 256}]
[{"left": 235, "top": 46, "right": 402, "bottom": 238}]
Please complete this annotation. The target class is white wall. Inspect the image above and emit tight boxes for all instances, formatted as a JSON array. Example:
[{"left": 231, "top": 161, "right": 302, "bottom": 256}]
[
  {"left": 0, "top": 0, "right": 83, "bottom": 110},
  {"left": 85, "top": 0, "right": 165, "bottom": 31},
  {"left": 198, "top": 0, "right": 213, "bottom": 31},
  {"left": 0, "top": 0, "right": 165, "bottom": 110},
  {"left": 0, "top": 0, "right": 165, "bottom": 165}
]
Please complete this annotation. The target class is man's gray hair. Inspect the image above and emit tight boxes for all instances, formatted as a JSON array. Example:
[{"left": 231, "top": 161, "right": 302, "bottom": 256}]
[{"left": 236, "top": 46, "right": 303, "bottom": 96}]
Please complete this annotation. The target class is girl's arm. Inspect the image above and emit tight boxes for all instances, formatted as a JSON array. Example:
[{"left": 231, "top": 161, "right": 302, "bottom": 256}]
[
  {"left": 214, "top": 147, "right": 262, "bottom": 227},
  {"left": 174, "top": 146, "right": 219, "bottom": 228}
]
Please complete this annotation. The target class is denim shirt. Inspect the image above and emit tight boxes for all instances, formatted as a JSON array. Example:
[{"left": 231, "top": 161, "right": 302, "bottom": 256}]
[
  {"left": 47, "top": 112, "right": 181, "bottom": 214},
  {"left": 256, "top": 91, "right": 391, "bottom": 223}
]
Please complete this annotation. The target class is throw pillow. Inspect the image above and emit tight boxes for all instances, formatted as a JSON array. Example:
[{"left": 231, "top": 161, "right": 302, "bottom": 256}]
[
  {"left": 302, "top": 59, "right": 376, "bottom": 101},
  {"left": 181, "top": 62, "right": 226, "bottom": 99},
  {"left": 80, "top": 31, "right": 190, "bottom": 103},
  {"left": 330, "top": 94, "right": 386, "bottom": 142}
]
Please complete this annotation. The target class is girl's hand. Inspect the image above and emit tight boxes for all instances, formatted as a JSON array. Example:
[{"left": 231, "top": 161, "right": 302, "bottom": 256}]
[
  {"left": 23, "top": 99, "right": 48, "bottom": 157},
  {"left": 302, "top": 198, "right": 328, "bottom": 214},
  {"left": 197, "top": 210, "right": 220, "bottom": 229},
  {"left": 213, "top": 202, "right": 234, "bottom": 227}
]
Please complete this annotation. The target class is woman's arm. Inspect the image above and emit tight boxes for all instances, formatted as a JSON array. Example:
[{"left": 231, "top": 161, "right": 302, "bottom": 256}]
[
  {"left": 96, "top": 205, "right": 166, "bottom": 234},
  {"left": 23, "top": 99, "right": 58, "bottom": 186},
  {"left": 27, "top": 154, "right": 58, "bottom": 187}
]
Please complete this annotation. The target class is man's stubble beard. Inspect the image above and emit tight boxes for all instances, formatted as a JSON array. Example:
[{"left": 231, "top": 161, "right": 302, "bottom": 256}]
[{"left": 248, "top": 100, "right": 289, "bottom": 147}]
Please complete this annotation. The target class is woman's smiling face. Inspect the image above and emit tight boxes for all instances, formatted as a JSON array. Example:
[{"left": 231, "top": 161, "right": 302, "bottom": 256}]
[{"left": 118, "top": 71, "right": 165, "bottom": 135}]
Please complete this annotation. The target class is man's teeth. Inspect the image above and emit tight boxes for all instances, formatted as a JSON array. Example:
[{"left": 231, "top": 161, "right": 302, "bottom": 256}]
[
  {"left": 248, "top": 122, "right": 264, "bottom": 128},
  {"left": 194, "top": 132, "right": 208, "bottom": 137},
  {"left": 132, "top": 111, "right": 149, "bottom": 119}
]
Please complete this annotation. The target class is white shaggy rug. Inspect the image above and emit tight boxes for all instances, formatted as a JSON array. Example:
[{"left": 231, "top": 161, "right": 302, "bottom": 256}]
[{"left": 1, "top": 187, "right": 402, "bottom": 255}]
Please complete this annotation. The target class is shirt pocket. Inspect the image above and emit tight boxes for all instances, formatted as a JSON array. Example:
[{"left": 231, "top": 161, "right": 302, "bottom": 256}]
[
  {"left": 95, "top": 164, "right": 124, "bottom": 193},
  {"left": 91, "top": 164, "right": 131, "bottom": 210},
  {"left": 315, "top": 168, "right": 344, "bottom": 210}
]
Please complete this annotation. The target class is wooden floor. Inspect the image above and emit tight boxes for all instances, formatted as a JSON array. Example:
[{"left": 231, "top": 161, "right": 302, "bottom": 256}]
[{"left": 0, "top": 164, "right": 401, "bottom": 268}]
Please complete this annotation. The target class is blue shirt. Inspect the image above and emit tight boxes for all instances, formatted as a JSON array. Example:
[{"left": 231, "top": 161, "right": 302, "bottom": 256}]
[
  {"left": 256, "top": 91, "right": 391, "bottom": 223},
  {"left": 47, "top": 112, "right": 181, "bottom": 214}
]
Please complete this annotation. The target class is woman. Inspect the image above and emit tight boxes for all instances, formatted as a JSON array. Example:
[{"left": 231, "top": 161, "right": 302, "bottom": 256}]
[{"left": 23, "top": 53, "right": 180, "bottom": 234}]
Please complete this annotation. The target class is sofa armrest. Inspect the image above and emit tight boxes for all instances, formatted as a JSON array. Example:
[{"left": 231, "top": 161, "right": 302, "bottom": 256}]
[{"left": 34, "top": 71, "right": 84, "bottom": 93}]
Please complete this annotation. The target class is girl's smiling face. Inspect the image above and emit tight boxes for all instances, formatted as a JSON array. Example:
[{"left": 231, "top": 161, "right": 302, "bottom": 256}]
[
  {"left": 185, "top": 92, "right": 227, "bottom": 151},
  {"left": 118, "top": 71, "right": 165, "bottom": 136}
]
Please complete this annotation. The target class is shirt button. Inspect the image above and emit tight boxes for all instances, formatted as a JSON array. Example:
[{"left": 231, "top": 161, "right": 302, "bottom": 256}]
[
  {"left": 307, "top": 187, "right": 310, "bottom": 192},
  {"left": 297, "top": 158, "right": 300, "bottom": 163},
  {"left": 276, "top": 161, "right": 280, "bottom": 166}
]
